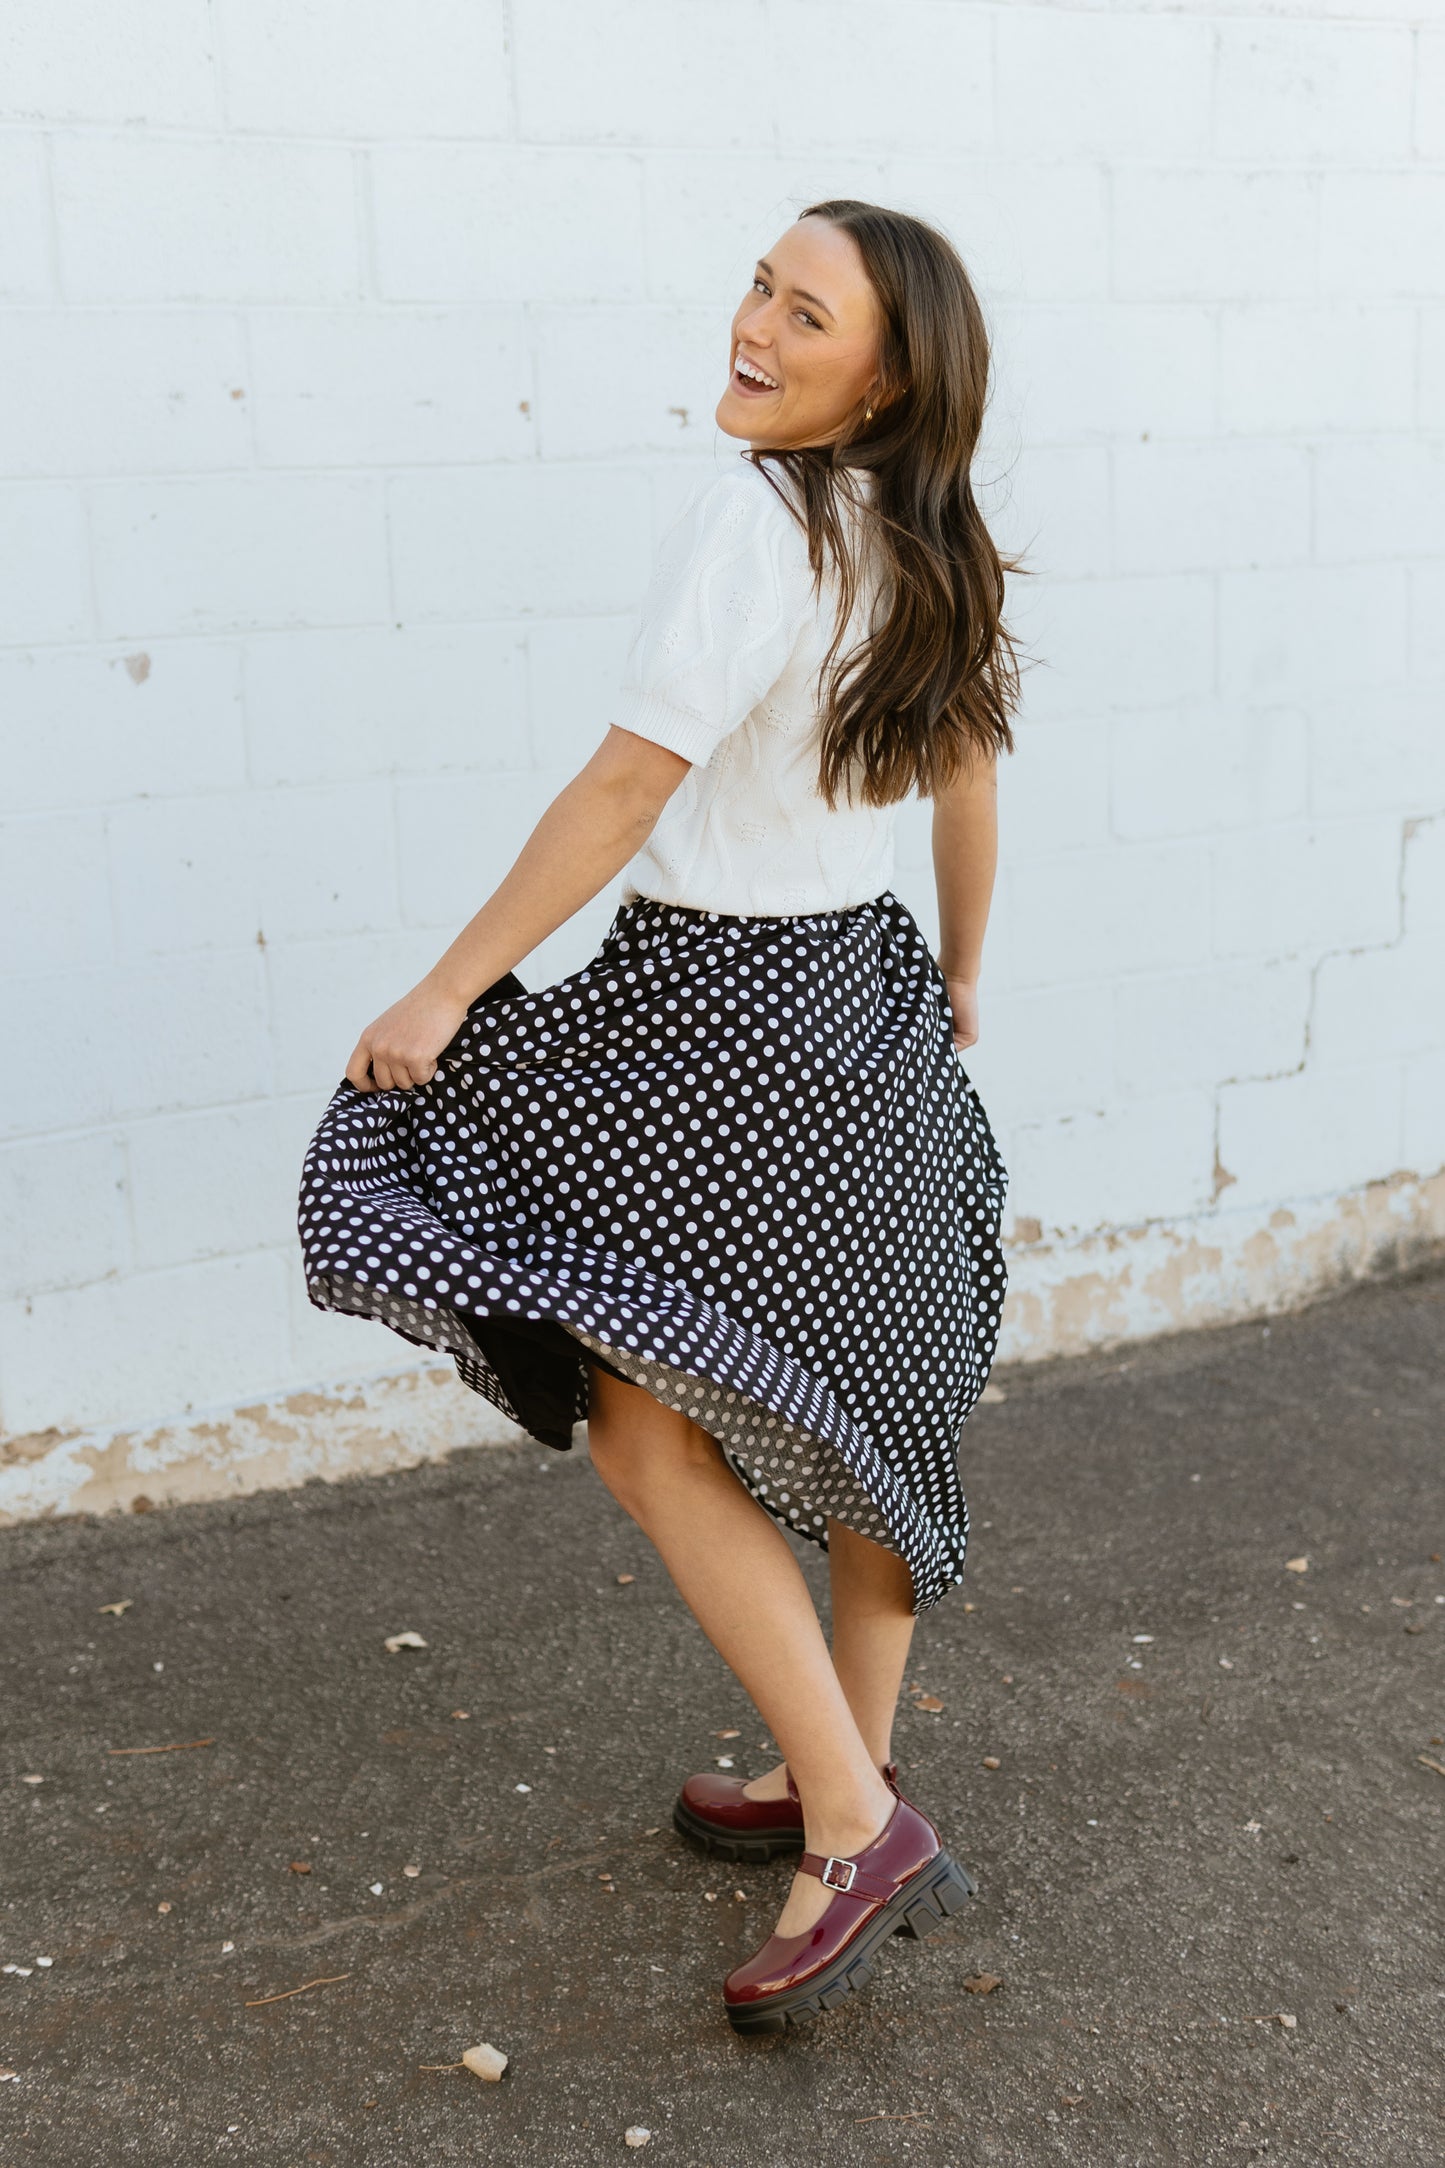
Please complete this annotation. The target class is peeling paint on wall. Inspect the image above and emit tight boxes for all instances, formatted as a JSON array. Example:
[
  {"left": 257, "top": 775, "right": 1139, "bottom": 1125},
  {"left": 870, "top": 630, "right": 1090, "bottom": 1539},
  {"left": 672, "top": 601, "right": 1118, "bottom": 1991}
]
[
  {"left": 0, "top": 1365, "right": 518, "bottom": 1527},
  {"left": 997, "top": 1165, "right": 1445, "bottom": 1363}
]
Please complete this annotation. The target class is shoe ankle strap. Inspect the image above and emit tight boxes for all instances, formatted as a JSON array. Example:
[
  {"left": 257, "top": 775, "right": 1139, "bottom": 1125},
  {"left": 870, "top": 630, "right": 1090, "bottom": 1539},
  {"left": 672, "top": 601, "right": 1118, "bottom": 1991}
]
[{"left": 797, "top": 1848, "right": 896, "bottom": 1905}]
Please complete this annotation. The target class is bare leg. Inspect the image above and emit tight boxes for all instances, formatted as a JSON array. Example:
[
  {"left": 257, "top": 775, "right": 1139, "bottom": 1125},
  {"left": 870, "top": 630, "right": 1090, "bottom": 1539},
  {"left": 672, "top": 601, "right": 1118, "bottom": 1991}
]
[
  {"left": 827, "top": 1518, "right": 917, "bottom": 1760},
  {"left": 585, "top": 1365, "right": 894, "bottom": 1936},
  {"left": 743, "top": 1516, "right": 916, "bottom": 1800}
]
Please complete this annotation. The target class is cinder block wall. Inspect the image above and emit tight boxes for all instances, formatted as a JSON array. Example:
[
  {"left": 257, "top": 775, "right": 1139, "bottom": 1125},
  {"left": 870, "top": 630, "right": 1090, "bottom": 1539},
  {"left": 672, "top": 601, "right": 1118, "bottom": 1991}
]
[{"left": 2, "top": 1, "right": 1442, "bottom": 1516}]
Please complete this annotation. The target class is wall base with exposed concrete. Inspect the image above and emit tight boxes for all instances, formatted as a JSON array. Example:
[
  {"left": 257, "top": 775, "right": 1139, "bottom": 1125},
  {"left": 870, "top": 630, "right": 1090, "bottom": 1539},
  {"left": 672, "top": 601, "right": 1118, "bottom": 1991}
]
[
  {"left": 1004, "top": 1164, "right": 1445, "bottom": 1359},
  {"left": 0, "top": 1362, "right": 515, "bottom": 1528}
]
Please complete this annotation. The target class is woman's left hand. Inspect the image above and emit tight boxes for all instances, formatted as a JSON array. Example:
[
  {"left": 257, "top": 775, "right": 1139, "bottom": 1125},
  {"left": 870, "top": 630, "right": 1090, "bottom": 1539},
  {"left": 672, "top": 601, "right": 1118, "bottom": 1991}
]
[
  {"left": 942, "top": 974, "right": 979, "bottom": 1052},
  {"left": 345, "top": 979, "right": 471, "bottom": 1094}
]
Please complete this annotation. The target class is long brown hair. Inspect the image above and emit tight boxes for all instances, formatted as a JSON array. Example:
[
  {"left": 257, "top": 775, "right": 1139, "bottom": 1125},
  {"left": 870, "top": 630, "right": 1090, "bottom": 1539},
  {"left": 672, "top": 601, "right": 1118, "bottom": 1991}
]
[{"left": 743, "top": 199, "right": 1029, "bottom": 809}]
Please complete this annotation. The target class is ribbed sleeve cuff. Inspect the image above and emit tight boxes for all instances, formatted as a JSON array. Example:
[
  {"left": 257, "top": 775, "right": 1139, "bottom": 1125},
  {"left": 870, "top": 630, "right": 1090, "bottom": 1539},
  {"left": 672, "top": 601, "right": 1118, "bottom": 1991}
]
[{"left": 611, "top": 691, "right": 720, "bottom": 767}]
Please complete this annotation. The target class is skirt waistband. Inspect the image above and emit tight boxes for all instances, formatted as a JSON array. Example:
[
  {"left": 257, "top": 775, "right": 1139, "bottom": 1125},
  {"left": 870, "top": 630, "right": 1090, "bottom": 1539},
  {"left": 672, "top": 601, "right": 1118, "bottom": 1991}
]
[{"left": 621, "top": 887, "right": 897, "bottom": 934}]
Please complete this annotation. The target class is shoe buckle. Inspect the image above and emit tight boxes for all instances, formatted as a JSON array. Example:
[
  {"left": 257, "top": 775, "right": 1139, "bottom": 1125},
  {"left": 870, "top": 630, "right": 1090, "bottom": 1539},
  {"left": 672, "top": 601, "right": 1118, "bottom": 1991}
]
[{"left": 820, "top": 1855, "right": 857, "bottom": 1892}]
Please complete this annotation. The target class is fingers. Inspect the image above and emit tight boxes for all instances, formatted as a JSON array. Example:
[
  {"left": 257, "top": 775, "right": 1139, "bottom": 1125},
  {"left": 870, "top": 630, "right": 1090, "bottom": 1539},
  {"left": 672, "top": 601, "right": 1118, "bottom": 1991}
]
[
  {"left": 345, "top": 1042, "right": 401, "bottom": 1093},
  {"left": 346, "top": 1044, "right": 438, "bottom": 1094},
  {"left": 345, "top": 1044, "right": 375, "bottom": 1092}
]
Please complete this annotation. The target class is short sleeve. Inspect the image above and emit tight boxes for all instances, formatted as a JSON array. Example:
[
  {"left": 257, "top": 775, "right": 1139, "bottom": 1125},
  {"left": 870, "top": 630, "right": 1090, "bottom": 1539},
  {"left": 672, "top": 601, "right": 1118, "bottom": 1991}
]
[{"left": 612, "top": 465, "right": 817, "bottom": 767}]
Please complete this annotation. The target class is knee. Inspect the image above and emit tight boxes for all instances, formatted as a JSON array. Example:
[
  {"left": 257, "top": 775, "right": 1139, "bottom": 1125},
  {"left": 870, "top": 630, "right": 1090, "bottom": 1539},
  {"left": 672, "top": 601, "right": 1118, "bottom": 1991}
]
[
  {"left": 586, "top": 1418, "right": 645, "bottom": 1520},
  {"left": 586, "top": 1403, "right": 720, "bottom": 1523}
]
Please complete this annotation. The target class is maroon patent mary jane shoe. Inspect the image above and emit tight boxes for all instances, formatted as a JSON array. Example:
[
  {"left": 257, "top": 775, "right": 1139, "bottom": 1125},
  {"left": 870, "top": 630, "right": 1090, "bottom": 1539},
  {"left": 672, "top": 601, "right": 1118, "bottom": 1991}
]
[
  {"left": 721, "top": 1789, "right": 974, "bottom": 2034},
  {"left": 673, "top": 1761, "right": 902, "bottom": 1865},
  {"left": 673, "top": 1767, "right": 803, "bottom": 1862}
]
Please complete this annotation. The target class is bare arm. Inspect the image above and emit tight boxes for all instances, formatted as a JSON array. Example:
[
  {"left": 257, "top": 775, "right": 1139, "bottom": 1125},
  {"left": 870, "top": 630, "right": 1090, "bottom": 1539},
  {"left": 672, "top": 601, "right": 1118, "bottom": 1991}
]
[
  {"left": 346, "top": 726, "right": 691, "bottom": 1092},
  {"left": 930, "top": 749, "right": 998, "bottom": 1052}
]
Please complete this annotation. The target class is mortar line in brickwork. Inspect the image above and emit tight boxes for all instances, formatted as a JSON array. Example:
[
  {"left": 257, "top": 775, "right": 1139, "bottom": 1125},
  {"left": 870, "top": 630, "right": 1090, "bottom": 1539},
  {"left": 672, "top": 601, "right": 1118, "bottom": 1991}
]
[
  {"left": 351, "top": 146, "right": 374, "bottom": 304},
  {"left": 37, "top": 130, "right": 63, "bottom": 303},
  {"left": 502, "top": 0, "right": 521, "bottom": 143},
  {"left": 236, "top": 311, "right": 258, "bottom": 479}
]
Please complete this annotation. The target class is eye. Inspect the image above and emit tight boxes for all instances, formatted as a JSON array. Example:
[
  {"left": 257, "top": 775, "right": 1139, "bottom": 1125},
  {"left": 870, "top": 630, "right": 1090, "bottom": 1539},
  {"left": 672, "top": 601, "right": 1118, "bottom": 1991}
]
[{"left": 751, "top": 278, "right": 821, "bottom": 330}]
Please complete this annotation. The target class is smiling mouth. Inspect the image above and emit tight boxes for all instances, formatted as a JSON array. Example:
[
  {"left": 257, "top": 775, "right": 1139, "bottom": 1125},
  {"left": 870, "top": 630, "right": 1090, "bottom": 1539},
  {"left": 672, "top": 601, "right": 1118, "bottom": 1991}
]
[{"left": 732, "top": 356, "right": 781, "bottom": 396}]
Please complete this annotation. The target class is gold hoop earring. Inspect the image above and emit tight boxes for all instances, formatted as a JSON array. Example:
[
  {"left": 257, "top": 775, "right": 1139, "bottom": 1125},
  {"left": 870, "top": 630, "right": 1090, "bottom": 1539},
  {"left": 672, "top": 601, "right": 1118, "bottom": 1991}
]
[{"left": 865, "top": 404, "right": 874, "bottom": 422}]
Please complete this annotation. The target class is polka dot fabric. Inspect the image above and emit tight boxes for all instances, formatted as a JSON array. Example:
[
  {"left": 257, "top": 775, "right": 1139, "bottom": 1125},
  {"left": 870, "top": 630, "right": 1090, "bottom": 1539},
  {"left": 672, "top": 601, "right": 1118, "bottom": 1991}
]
[{"left": 296, "top": 888, "right": 1008, "bottom": 1613}]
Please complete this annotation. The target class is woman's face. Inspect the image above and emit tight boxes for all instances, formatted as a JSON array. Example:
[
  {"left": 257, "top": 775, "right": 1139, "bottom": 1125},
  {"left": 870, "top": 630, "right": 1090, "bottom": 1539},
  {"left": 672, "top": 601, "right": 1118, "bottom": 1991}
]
[{"left": 717, "top": 218, "right": 883, "bottom": 450}]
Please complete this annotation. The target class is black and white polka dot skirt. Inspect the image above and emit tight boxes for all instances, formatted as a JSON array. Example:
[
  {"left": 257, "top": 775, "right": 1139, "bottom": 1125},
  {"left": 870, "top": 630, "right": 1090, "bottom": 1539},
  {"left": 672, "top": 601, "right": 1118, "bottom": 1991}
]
[{"left": 296, "top": 888, "right": 1008, "bottom": 1613}]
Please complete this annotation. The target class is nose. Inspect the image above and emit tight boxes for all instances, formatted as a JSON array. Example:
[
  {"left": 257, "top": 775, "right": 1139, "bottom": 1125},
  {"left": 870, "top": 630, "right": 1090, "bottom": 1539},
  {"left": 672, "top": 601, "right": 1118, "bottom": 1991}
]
[
  {"left": 738, "top": 323, "right": 779, "bottom": 364},
  {"left": 742, "top": 291, "right": 783, "bottom": 340}
]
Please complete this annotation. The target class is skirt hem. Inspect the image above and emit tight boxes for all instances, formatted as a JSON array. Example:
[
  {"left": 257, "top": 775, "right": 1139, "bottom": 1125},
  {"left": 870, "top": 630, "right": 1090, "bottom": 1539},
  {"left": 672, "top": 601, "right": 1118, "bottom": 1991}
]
[{"left": 303, "top": 1259, "right": 966, "bottom": 1614}]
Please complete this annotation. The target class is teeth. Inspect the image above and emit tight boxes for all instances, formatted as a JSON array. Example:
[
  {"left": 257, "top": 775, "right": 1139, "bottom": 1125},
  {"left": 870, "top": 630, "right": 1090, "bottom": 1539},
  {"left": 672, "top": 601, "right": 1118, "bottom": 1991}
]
[{"left": 736, "top": 357, "right": 779, "bottom": 389}]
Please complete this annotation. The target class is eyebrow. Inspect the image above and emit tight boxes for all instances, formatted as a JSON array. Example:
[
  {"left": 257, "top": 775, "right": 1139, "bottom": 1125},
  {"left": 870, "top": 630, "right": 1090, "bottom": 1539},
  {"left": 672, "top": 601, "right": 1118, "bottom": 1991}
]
[{"left": 756, "top": 259, "right": 835, "bottom": 323}]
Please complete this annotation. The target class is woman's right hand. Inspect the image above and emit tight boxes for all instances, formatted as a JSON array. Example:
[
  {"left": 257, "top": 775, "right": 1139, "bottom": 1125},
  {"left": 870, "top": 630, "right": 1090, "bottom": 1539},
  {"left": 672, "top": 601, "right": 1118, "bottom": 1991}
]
[{"left": 345, "top": 978, "right": 471, "bottom": 1094}]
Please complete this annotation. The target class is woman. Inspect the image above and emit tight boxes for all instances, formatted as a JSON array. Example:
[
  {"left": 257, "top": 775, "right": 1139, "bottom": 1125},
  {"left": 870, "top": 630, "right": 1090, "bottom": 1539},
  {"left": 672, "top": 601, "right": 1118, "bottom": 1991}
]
[{"left": 297, "top": 198, "right": 1021, "bottom": 2035}]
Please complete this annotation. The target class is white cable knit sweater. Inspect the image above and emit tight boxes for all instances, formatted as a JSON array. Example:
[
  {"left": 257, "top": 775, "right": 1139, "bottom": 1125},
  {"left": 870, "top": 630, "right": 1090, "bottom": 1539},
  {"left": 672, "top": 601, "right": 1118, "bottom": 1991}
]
[{"left": 612, "top": 455, "right": 899, "bottom": 917}]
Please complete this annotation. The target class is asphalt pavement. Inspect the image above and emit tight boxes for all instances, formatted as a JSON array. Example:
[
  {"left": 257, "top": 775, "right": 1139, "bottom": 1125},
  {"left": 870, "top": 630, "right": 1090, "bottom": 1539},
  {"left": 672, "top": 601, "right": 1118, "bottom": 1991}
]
[{"left": 1, "top": 1261, "right": 1442, "bottom": 2167}]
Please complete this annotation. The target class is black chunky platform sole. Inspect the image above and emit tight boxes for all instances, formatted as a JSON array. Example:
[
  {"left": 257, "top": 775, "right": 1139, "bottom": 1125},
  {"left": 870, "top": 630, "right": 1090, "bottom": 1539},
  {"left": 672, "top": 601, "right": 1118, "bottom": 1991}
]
[
  {"left": 724, "top": 1852, "right": 977, "bottom": 2036},
  {"left": 672, "top": 1795, "right": 806, "bottom": 1864}
]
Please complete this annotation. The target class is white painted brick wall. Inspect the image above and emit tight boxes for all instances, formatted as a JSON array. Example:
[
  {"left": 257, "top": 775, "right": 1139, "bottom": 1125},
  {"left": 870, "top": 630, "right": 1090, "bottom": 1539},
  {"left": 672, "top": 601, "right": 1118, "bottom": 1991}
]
[
  {"left": 0, "top": 486, "right": 91, "bottom": 643},
  {"left": 248, "top": 308, "right": 534, "bottom": 468},
  {"left": 1, "top": 313, "right": 250, "bottom": 476},
  {"left": 243, "top": 625, "right": 528, "bottom": 785},
  {"left": 0, "top": 137, "right": 53, "bottom": 300},
  {"left": 2, "top": 1, "right": 218, "bottom": 129},
  {"left": 370, "top": 147, "right": 648, "bottom": 303},
  {"left": 2, "top": 0, "right": 1442, "bottom": 1469},
  {"left": 53, "top": 137, "right": 362, "bottom": 302},
  {"left": 90, "top": 477, "right": 391, "bottom": 637},
  {"left": 2, "top": 643, "right": 247, "bottom": 810},
  {"left": 216, "top": 0, "right": 510, "bottom": 141}
]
